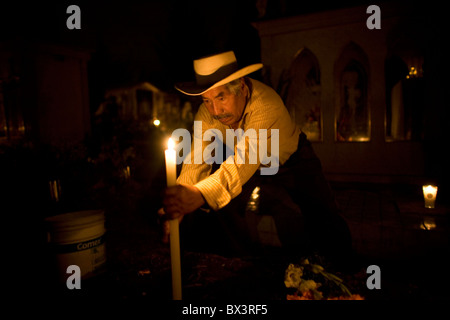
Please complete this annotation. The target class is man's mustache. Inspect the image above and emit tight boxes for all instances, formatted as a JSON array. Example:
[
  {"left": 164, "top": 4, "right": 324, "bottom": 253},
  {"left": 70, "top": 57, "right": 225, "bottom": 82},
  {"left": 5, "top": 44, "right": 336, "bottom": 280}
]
[{"left": 213, "top": 114, "right": 232, "bottom": 120}]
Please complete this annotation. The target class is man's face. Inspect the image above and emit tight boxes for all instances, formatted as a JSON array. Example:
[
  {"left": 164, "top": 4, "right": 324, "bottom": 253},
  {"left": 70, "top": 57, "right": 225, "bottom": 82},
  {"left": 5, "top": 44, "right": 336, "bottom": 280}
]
[{"left": 201, "top": 79, "right": 247, "bottom": 128}]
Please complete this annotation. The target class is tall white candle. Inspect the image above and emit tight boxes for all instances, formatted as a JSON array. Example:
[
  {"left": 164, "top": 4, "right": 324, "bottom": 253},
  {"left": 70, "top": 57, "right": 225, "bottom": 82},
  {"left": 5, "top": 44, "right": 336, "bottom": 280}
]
[
  {"left": 164, "top": 138, "right": 182, "bottom": 300},
  {"left": 165, "top": 138, "right": 177, "bottom": 187}
]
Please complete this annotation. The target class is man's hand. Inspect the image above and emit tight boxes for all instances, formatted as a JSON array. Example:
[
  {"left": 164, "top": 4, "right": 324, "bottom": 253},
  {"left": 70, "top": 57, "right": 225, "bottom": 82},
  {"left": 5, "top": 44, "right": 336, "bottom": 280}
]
[{"left": 163, "top": 184, "right": 206, "bottom": 220}]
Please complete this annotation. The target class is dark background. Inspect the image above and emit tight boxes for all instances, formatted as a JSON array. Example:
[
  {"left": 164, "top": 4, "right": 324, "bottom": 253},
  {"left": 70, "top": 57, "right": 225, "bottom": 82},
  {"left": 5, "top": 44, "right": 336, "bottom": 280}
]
[{"left": 1, "top": 0, "right": 376, "bottom": 91}]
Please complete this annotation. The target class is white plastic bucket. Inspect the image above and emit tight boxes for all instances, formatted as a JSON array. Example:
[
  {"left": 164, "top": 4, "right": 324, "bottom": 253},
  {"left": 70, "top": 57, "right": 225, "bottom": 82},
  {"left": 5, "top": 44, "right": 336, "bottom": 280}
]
[{"left": 45, "top": 210, "right": 106, "bottom": 283}]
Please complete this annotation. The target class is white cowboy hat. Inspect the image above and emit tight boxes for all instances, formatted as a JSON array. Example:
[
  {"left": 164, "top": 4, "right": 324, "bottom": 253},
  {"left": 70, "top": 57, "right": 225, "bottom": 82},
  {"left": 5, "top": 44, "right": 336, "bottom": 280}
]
[{"left": 175, "top": 51, "right": 263, "bottom": 96}]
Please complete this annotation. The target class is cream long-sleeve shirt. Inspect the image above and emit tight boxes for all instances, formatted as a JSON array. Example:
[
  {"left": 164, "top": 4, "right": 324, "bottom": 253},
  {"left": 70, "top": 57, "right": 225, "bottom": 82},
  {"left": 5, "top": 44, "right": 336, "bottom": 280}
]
[{"left": 176, "top": 78, "right": 300, "bottom": 211}]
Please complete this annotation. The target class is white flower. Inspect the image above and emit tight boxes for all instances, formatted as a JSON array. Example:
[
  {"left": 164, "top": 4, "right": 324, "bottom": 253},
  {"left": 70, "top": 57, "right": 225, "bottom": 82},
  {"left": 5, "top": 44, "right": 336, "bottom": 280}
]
[
  {"left": 299, "top": 279, "right": 320, "bottom": 292},
  {"left": 284, "top": 264, "right": 303, "bottom": 289}
]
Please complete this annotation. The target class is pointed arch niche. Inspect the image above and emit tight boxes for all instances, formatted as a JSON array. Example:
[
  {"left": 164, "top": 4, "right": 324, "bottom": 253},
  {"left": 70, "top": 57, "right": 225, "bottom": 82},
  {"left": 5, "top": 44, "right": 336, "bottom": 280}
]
[
  {"left": 283, "top": 48, "right": 322, "bottom": 141},
  {"left": 334, "top": 42, "right": 370, "bottom": 142}
]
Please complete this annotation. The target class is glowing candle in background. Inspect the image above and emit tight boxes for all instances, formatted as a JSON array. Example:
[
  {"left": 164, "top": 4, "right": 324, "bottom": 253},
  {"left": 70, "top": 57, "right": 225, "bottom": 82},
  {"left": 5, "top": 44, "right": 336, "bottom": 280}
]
[
  {"left": 164, "top": 137, "right": 182, "bottom": 300},
  {"left": 422, "top": 185, "right": 438, "bottom": 209}
]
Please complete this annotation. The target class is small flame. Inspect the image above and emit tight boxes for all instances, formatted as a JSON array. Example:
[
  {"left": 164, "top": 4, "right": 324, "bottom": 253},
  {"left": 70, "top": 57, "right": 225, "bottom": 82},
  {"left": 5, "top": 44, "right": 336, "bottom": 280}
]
[
  {"left": 423, "top": 185, "right": 437, "bottom": 195},
  {"left": 168, "top": 138, "right": 175, "bottom": 150}
]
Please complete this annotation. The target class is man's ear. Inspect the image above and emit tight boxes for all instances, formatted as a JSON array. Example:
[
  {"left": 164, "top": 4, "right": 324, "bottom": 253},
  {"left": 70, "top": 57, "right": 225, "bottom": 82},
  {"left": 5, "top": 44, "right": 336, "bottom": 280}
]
[
  {"left": 240, "top": 77, "right": 246, "bottom": 89},
  {"left": 240, "top": 77, "right": 248, "bottom": 96}
]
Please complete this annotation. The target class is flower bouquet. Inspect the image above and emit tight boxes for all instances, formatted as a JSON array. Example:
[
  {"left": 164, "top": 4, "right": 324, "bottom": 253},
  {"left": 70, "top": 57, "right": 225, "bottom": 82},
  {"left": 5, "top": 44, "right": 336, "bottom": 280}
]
[{"left": 284, "top": 258, "right": 364, "bottom": 300}]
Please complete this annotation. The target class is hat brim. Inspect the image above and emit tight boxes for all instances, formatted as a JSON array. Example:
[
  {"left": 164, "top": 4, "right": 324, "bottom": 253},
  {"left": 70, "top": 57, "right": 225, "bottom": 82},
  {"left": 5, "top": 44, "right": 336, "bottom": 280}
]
[{"left": 175, "top": 63, "right": 263, "bottom": 96}]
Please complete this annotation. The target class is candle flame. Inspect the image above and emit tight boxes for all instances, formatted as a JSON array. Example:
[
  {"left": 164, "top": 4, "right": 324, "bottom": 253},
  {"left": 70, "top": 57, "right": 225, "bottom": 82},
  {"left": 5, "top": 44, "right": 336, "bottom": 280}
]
[
  {"left": 423, "top": 185, "right": 438, "bottom": 194},
  {"left": 168, "top": 138, "right": 175, "bottom": 150}
]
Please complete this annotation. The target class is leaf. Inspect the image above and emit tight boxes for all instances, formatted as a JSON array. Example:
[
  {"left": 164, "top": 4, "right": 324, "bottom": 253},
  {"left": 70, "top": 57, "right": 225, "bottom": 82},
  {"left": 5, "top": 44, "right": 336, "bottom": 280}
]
[{"left": 310, "top": 263, "right": 325, "bottom": 274}]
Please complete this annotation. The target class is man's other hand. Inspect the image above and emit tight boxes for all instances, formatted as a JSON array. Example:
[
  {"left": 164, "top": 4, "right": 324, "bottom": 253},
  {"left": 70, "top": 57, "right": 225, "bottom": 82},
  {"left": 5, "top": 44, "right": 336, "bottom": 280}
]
[{"left": 163, "top": 184, "right": 206, "bottom": 220}]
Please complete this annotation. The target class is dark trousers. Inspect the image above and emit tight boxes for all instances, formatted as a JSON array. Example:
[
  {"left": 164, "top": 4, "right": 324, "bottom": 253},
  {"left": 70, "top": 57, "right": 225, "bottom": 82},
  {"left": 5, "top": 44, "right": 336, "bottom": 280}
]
[{"left": 180, "top": 133, "right": 352, "bottom": 260}]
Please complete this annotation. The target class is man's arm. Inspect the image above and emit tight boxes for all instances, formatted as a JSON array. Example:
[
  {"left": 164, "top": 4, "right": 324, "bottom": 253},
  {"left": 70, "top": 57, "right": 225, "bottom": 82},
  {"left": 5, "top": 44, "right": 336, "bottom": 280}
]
[
  {"left": 162, "top": 184, "right": 206, "bottom": 219},
  {"left": 190, "top": 102, "right": 279, "bottom": 211}
]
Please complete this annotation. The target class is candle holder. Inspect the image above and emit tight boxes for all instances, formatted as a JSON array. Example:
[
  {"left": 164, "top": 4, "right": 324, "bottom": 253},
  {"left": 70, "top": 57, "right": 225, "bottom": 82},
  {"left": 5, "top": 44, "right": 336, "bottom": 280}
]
[
  {"left": 422, "top": 185, "right": 438, "bottom": 209},
  {"left": 420, "top": 217, "right": 436, "bottom": 230}
]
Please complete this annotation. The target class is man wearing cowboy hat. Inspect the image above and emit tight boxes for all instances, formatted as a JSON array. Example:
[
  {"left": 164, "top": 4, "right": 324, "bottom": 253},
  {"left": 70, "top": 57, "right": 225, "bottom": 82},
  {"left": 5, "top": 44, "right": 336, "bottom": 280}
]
[{"left": 160, "top": 51, "right": 351, "bottom": 260}]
